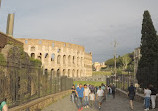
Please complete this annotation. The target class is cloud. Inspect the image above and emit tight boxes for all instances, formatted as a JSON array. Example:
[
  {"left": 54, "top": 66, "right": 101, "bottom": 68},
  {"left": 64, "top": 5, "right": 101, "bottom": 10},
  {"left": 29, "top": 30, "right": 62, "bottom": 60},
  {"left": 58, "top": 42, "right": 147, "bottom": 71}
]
[{"left": 0, "top": 0, "right": 158, "bottom": 62}]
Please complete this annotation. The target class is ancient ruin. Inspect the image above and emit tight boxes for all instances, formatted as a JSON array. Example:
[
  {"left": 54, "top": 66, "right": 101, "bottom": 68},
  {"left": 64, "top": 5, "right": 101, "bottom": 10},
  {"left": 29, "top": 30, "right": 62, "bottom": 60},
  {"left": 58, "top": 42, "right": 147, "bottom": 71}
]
[{"left": 16, "top": 38, "right": 92, "bottom": 78}]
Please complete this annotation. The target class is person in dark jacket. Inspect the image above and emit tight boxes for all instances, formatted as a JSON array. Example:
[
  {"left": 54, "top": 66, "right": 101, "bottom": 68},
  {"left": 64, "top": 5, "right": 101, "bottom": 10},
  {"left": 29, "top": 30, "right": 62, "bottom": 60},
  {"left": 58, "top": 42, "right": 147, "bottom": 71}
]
[
  {"left": 128, "top": 83, "right": 136, "bottom": 110},
  {"left": 149, "top": 84, "right": 157, "bottom": 109}
]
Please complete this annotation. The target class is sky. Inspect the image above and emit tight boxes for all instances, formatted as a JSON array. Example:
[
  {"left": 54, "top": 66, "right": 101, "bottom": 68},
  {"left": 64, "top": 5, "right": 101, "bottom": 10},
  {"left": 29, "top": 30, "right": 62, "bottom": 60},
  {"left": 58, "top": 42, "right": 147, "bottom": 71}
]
[{"left": 0, "top": 0, "right": 158, "bottom": 62}]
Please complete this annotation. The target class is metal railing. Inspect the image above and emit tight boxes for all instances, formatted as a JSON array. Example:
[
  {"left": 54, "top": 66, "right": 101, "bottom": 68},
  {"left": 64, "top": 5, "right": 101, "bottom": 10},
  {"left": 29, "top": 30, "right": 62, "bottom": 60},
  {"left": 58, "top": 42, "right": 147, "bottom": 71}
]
[{"left": 0, "top": 60, "right": 73, "bottom": 108}]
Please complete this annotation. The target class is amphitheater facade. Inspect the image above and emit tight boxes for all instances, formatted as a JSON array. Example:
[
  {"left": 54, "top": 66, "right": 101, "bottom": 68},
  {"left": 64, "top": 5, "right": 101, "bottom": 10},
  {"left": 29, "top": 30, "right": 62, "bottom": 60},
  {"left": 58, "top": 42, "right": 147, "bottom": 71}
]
[{"left": 16, "top": 38, "right": 92, "bottom": 78}]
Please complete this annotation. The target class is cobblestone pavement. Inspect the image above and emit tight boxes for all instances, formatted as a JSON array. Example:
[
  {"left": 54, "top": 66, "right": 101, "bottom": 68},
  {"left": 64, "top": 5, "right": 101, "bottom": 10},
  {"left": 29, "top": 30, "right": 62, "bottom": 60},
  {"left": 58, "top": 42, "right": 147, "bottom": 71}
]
[{"left": 42, "top": 95, "right": 157, "bottom": 111}]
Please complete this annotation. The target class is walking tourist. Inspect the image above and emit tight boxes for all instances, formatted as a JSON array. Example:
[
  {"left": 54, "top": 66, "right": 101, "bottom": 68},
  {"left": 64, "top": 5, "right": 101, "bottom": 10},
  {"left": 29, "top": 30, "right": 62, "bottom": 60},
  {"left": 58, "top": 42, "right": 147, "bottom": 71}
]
[
  {"left": 97, "top": 86, "right": 104, "bottom": 110},
  {"left": 89, "top": 90, "right": 95, "bottom": 108},
  {"left": 128, "top": 83, "right": 136, "bottom": 110},
  {"left": 83, "top": 84, "right": 90, "bottom": 108},
  {"left": 71, "top": 85, "right": 76, "bottom": 103},
  {"left": 144, "top": 87, "right": 151, "bottom": 111},
  {"left": 112, "top": 84, "right": 116, "bottom": 99},
  {"left": 76, "top": 84, "right": 84, "bottom": 111},
  {"left": 150, "top": 84, "right": 157, "bottom": 109},
  {"left": 0, "top": 100, "right": 8, "bottom": 111}
]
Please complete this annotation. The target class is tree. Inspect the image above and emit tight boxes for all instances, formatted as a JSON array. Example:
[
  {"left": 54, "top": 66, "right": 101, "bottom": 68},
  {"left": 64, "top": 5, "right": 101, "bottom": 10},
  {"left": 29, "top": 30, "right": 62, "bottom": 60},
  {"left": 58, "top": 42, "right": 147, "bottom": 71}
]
[
  {"left": 121, "top": 54, "right": 132, "bottom": 70},
  {"left": 136, "top": 10, "right": 158, "bottom": 89}
]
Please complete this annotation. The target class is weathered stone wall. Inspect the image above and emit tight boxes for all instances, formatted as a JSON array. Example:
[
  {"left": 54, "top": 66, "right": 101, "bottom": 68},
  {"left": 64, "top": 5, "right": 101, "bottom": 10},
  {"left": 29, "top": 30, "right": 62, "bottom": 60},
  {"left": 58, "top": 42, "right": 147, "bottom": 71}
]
[
  {"left": 84, "top": 52, "right": 92, "bottom": 77},
  {"left": 16, "top": 38, "right": 92, "bottom": 77},
  {"left": 9, "top": 90, "right": 71, "bottom": 111},
  {"left": 0, "top": 32, "right": 23, "bottom": 51}
]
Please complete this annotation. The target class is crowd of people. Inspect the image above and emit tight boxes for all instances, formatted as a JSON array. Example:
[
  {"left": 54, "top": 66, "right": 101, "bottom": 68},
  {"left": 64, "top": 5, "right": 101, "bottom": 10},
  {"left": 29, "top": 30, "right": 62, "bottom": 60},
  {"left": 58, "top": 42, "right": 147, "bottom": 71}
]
[
  {"left": 71, "top": 83, "right": 116, "bottom": 111},
  {"left": 128, "top": 83, "right": 157, "bottom": 111}
]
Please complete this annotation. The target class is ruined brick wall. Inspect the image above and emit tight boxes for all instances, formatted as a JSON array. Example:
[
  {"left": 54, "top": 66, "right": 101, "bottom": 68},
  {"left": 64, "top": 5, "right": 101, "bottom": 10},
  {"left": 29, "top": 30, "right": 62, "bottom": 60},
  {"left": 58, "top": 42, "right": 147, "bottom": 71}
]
[
  {"left": 0, "top": 32, "right": 23, "bottom": 51},
  {"left": 16, "top": 38, "right": 92, "bottom": 77}
]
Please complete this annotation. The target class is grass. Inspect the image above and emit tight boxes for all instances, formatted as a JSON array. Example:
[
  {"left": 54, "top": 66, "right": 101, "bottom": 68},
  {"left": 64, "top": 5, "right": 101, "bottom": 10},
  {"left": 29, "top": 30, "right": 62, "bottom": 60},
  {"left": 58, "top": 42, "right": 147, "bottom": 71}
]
[
  {"left": 73, "top": 81, "right": 106, "bottom": 86},
  {"left": 92, "top": 71, "right": 112, "bottom": 76}
]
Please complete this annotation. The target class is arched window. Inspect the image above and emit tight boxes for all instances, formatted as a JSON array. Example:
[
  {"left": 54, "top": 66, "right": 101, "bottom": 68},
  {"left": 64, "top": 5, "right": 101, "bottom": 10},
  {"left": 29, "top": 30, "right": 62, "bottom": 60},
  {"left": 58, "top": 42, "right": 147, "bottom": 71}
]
[
  {"left": 77, "top": 57, "right": 79, "bottom": 66},
  {"left": 31, "top": 53, "right": 35, "bottom": 59},
  {"left": 52, "top": 43, "right": 55, "bottom": 47},
  {"left": 37, "top": 53, "right": 42, "bottom": 60},
  {"left": 68, "top": 55, "right": 71, "bottom": 65},
  {"left": 25, "top": 40, "right": 28, "bottom": 44},
  {"left": 44, "top": 69, "right": 48, "bottom": 75},
  {"left": 73, "top": 56, "right": 75, "bottom": 64},
  {"left": 57, "top": 55, "right": 61, "bottom": 64},
  {"left": 63, "top": 55, "right": 66, "bottom": 64},
  {"left": 51, "top": 69, "right": 54, "bottom": 77},
  {"left": 57, "top": 69, "right": 60, "bottom": 77},
  {"left": 57, "top": 49, "right": 61, "bottom": 53},
  {"left": 63, "top": 69, "right": 66, "bottom": 76},
  {"left": 45, "top": 53, "right": 48, "bottom": 58},
  {"left": 51, "top": 54, "right": 55, "bottom": 61}
]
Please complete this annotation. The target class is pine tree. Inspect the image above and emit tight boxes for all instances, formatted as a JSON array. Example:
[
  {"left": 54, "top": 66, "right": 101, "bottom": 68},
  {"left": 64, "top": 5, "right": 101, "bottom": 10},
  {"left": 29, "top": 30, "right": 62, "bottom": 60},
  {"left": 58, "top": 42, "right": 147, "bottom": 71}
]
[{"left": 136, "top": 10, "right": 158, "bottom": 89}]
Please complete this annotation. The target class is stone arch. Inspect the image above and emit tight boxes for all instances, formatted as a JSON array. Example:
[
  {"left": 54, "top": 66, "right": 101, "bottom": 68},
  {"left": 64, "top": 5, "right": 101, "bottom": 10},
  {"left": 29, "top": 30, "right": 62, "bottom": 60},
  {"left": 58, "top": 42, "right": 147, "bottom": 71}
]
[
  {"left": 45, "top": 53, "right": 48, "bottom": 58},
  {"left": 44, "top": 69, "right": 48, "bottom": 75},
  {"left": 68, "top": 55, "right": 71, "bottom": 65},
  {"left": 51, "top": 53, "right": 55, "bottom": 61},
  {"left": 31, "top": 53, "right": 35, "bottom": 59},
  {"left": 77, "top": 57, "right": 79, "bottom": 66},
  {"left": 57, "top": 49, "right": 61, "bottom": 53},
  {"left": 72, "top": 69, "right": 75, "bottom": 77},
  {"left": 63, "top": 55, "right": 66, "bottom": 65},
  {"left": 51, "top": 69, "right": 54, "bottom": 77},
  {"left": 68, "top": 69, "right": 71, "bottom": 77},
  {"left": 63, "top": 69, "right": 66, "bottom": 76},
  {"left": 57, "top": 55, "right": 61, "bottom": 64},
  {"left": 37, "top": 53, "right": 42, "bottom": 60},
  {"left": 73, "top": 56, "right": 75, "bottom": 64},
  {"left": 57, "top": 69, "right": 60, "bottom": 77}
]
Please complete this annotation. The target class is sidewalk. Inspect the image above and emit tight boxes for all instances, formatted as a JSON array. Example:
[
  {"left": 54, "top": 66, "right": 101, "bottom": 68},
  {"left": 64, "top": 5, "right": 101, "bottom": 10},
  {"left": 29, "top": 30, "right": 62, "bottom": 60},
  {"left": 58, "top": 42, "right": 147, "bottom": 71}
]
[{"left": 42, "top": 94, "right": 157, "bottom": 111}]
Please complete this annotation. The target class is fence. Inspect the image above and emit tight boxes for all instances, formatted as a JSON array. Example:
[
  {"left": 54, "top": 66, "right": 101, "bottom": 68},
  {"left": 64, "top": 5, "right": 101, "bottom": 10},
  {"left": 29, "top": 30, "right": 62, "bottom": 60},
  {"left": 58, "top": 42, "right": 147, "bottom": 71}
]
[
  {"left": 106, "top": 74, "right": 136, "bottom": 92},
  {"left": 0, "top": 60, "right": 73, "bottom": 108}
]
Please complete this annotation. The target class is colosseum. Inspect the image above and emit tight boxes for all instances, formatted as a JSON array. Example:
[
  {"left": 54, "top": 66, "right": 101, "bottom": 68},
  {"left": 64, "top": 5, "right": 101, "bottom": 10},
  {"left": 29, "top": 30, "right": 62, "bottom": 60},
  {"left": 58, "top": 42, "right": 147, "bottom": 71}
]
[{"left": 16, "top": 38, "right": 92, "bottom": 78}]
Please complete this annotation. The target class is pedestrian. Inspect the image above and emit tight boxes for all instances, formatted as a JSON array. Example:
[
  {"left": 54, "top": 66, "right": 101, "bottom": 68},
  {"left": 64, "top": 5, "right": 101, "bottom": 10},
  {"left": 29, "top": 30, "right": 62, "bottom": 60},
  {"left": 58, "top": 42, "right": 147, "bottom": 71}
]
[
  {"left": 149, "top": 84, "right": 157, "bottom": 109},
  {"left": 101, "top": 83, "right": 106, "bottom": 101},
  {"left": 128, "top": 83, "right": 136, "bottom": 110},
  {"left": 76, "top": 84, "right": 84, "bottom": 111},
  {"left": 83, "top": 84, "right": 90, "bottom": 108},
  {"left": 144, "top": 86, "right": 151, "bottom": 111},
  {"left": 112, "top": 84, "right": 116, "bottom": 99},
  {"left": 0, "top": 99, "right": 8, "bottom": 111},
  {"left": 97, "top": 86, "right": 104, "bottom": 110},
  {"left": 71, "top": 85, "right": 76, "bottom": 103},
  {"left": 89, "top": 90, "right": 95, "bottom": 108}
]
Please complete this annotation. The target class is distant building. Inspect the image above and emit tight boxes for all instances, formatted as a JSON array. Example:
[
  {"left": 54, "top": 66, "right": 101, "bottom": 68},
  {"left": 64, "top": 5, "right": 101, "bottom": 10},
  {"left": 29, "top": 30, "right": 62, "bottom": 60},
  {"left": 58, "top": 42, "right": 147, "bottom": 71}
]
[{"left": 93, "top": 62, "right": 106, "bottom": 71}]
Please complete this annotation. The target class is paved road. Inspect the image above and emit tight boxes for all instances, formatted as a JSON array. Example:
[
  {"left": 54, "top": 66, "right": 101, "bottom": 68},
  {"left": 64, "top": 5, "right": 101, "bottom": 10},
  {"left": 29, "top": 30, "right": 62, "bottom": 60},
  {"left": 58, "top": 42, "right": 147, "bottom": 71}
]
[{"left": 42, "top": 94, "right": 157, "bottom": 111}]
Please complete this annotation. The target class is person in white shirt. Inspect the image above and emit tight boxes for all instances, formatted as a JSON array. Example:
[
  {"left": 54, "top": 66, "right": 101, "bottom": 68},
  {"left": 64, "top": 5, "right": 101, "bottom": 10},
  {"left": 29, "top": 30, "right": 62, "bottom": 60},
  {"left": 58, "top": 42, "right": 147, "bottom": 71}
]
[
  {"left": 97, "top": 86, "right": 104, "bottom": 109},
  {"left": 89, "top": 90, "right": 95, "bottom": 108},
  {"left": 84, "top": 84, "right": 90, "bottom": 108},
  {"left": 144, "top": 87, "right": 151, "bottom": 111}
]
